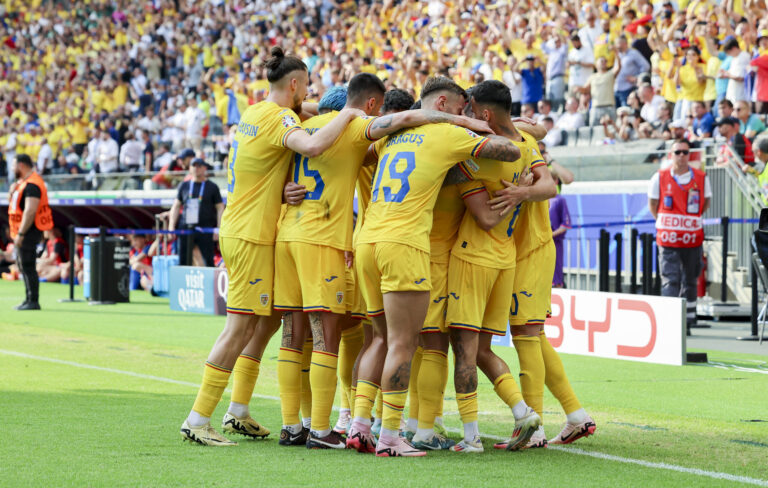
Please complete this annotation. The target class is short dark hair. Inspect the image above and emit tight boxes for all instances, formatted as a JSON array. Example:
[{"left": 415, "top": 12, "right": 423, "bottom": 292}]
[
  {"left": 719, "top": 99, "right": 734, "bottom": 109},
  {"left": 264, "top": 47, "right": 307, "bottom": 83},
  {"left": 16, "top": 154, "right": 33, "bottom": 167},
  {"left": 420, "top": 76, "right": 467, "bottom": 102},
  {"left": 347, "top": 73, "right": 386, "bottom": 105},
  {"left": 755, "top": 135, "right": 768, "bottom": 155},
  {"left": 468, "top": 80, "right": 512, "bottom": 114},
  {"left": 382, "top": 89, "right": 415, "bottom": 114},
  {"left": 672, "top": 138, "right": 691, "bottom": 148},
  {"left": 723, "top": 38, "right": 740, "bottom": 52}
]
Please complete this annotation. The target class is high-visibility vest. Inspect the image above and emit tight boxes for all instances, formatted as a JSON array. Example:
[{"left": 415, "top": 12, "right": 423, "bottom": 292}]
[
  {"left": 8, "top": 171, "right": 53, "bottom": 239},
  {"left": 655, "top": 167, "right": 706, "bottom": 248}
]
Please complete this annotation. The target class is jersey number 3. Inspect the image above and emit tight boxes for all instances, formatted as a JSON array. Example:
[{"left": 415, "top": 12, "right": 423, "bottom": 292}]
[{"left": 371, "top": 151, "right": 415, "bottom": 203}]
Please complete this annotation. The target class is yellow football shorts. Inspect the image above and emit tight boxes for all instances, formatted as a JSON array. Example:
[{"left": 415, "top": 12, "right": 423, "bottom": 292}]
[
  {"left": 355, "top": 242, "right": 431, "bottom": 317},
  {"left": 445, "top": 255, "right": 515, "bottom": 336},
  {"left": 423, "top": 258, "right": 449, "bottom": 333},
  {"left": 220, "top": 236, "right": 274, "bottom": 316},
  {"left": 509, "top": 240, "right": 556, "bottom": 327},
  {"left": 274, "top": 241, "right": 346, "bottom": 314},
  {"left": 346, "top": 263, "right": 367, "bottom": 320}
]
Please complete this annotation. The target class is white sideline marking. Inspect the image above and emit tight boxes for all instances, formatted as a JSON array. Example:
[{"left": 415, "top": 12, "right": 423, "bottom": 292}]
[{"left": 2, "top": 348, "right": 767, "bottom": 487}]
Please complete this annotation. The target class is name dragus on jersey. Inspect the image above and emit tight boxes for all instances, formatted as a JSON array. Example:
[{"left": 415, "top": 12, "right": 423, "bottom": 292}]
[{"left": 385, "top": 133, "right": 425, "bottom": 148}]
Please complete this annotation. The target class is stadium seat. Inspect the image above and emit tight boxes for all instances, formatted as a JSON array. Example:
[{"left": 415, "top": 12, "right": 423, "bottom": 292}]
[
  {"left": 559, "top": 129, "right": 568, "bottom": 146},
  {"left": 565, "top": 129, "right": 578, "bottom": 147},
  {"left": 591, "top": 126, "right": 606, "bottom": 145},
  {"left": 209, "top": 116, "right": 224, "bottom": 137},
  {"left": 577, "top": 127, "right": 592, "bottom": 147}
]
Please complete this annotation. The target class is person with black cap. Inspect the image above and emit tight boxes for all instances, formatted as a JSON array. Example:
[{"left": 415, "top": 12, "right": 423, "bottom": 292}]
[
  {"left": 168, "top": 157, "right": 223, "bottom": 267},
  {"left": 715, "top": 116, "right": 755, "bottom": 167}
]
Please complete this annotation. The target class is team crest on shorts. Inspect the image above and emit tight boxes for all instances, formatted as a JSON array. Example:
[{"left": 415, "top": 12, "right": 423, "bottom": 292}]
[
  {"left": 260, "top": 294, "right": 270, "bottom": 306},
  {"left": 336, "top": 292, "right": 344, "bottom": 304}
]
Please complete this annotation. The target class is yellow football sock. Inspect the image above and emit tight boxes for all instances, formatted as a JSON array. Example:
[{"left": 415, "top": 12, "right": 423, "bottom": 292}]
[
  {"left": 309, "top": 351, "right": 339, "bottom": 432},
  {"left": 350, "top": 385, "right": 357, "bottom": 414},
  {"left": 354, "top": 380, "right": 379, "bottom": 420},
  {"left": 230, "top": 354, "right": 261, "bottom": 406},
  {"left": 375, "top": 389, "right": 383, "bottom": 419},
  {"left": 300, "top": 337, "right": 313, "bottom": 420},
  {"left": 191, "top": 361, "right": 232, "bottom": 418},
  {"left": 437, "top": 351, "right": 448, "bottom": 418},
  {"left": 382, "top": 388, "right": 408, "bottom": 431},
  {"left": 540, "top": 331, "right": 582, "bottom": 414},
  {"left": 407, "top": 346, "right": 423, "bottom": 422},
  {"left": 277, "top": 347, "right": 303, "bottom": 426},
  {"left": 339, "top": 323, "right": 364, "bottom": 410},
  {"left": 417, "top": 349, "right": 447, "bottom": 429},
  {"left": 455, "top": 391, "right": 478, "bottom": 424},
  {"left": 493, "top": 372, "right": 524, "bottom": 409},
  {"left": 513, "top": 335, "right": 545, "bottom": 416}
]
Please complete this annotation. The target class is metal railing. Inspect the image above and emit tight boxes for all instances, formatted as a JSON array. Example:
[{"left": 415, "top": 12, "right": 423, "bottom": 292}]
[
  {"left": 704, "top": 144, "right": 762, "bottom": 270},
  {"left": 1, "top": 170, "right": 228, "bottom": 193}
]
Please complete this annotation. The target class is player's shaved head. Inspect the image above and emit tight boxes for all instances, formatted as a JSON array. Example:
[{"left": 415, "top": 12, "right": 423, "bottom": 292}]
[
  {"left": 468, "top": 80, "right": 512, "bottom": 115},
  {"left": 347, "top": 73, "right": 386, "bottom": 106}
]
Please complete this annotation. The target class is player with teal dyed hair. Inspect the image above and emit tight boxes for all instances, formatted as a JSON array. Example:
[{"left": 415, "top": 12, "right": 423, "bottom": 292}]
[{"left": 318, "top": 86, "right": 348, "bottom": 113}]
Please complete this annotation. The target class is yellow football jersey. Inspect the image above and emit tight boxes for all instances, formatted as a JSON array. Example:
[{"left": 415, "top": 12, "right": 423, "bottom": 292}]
[
  {"left": 219, "top": 101, "right": 302, "bottom": 245},
  {"left": 357, "top": 123, "right": 490, "bottom": 253},
  {"left": 512, "top": 141, "right": 552, "bottom": 258},
  {"left": 451, "top": 131, "right": 536, "bottom": 269},
  {"left": 353, "top": 164, "right": 376, "bottom": 246},
  {"left": 277, "top": 111, "right": 376, "bottom": 251},
  {"left": 430, "top": 185, "right": 464, "bottom": 264}
]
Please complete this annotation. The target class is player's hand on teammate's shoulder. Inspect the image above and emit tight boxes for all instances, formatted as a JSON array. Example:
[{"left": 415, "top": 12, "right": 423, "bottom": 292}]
[
  {"left": 453, "top": 115, "right": 494, "bottom": 135},
  {"left": 284, "top": 181, "right": 307, "bottom": 206}
]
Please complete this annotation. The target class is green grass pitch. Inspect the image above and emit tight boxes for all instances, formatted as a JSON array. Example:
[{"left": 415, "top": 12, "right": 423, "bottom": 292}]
[{"left": 0, "top": 281, "right": 767, "bottom": 487}]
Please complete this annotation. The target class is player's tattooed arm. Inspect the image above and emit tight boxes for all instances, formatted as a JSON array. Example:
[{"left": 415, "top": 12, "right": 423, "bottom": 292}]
[
  {"left": 366, "top": 110, "right": 493, "bottom": 140},
  {"left": 442, "top": 164, "right": 472, "bottom": 186},
  {"left": 475, "top": 135, "right": 522, "bottom": 162}
]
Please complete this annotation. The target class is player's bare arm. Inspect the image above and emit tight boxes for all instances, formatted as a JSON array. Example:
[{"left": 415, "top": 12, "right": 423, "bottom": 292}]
[
  {"left": 362, "top": 144, "right": 378, "bottom": 166},
  {"left": 488, "top": 165, "right": 557, "bottom": 215},
  {"left": 475, "top": 135, "right": 522, "bottom": 162},
  {"left": 365, "top": 110, "right": 493, "bottom": 140},
  {"left": 463, "top": 188, "right": 506, "bottom": 231},
  {"left": 285, "top": 107, "right": 365, "bottom": 157},
  {"left": 511, "top": 118, "right": 546, "bottom": 140}
]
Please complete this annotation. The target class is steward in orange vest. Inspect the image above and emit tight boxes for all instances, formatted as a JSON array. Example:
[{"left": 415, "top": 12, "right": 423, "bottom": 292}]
[{"left": 8, "top": 154, "right": 53, "bottom": 310}]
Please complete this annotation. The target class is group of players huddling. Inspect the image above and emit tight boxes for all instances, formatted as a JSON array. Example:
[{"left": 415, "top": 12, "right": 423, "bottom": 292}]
[{"left": 179, "top": 47, "right": 596, "bottom": 457}]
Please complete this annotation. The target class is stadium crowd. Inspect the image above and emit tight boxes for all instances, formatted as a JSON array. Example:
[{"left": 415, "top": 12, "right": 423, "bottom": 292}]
[{"left": 2, "top": 0, "right": 768, "bottom": 184}]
